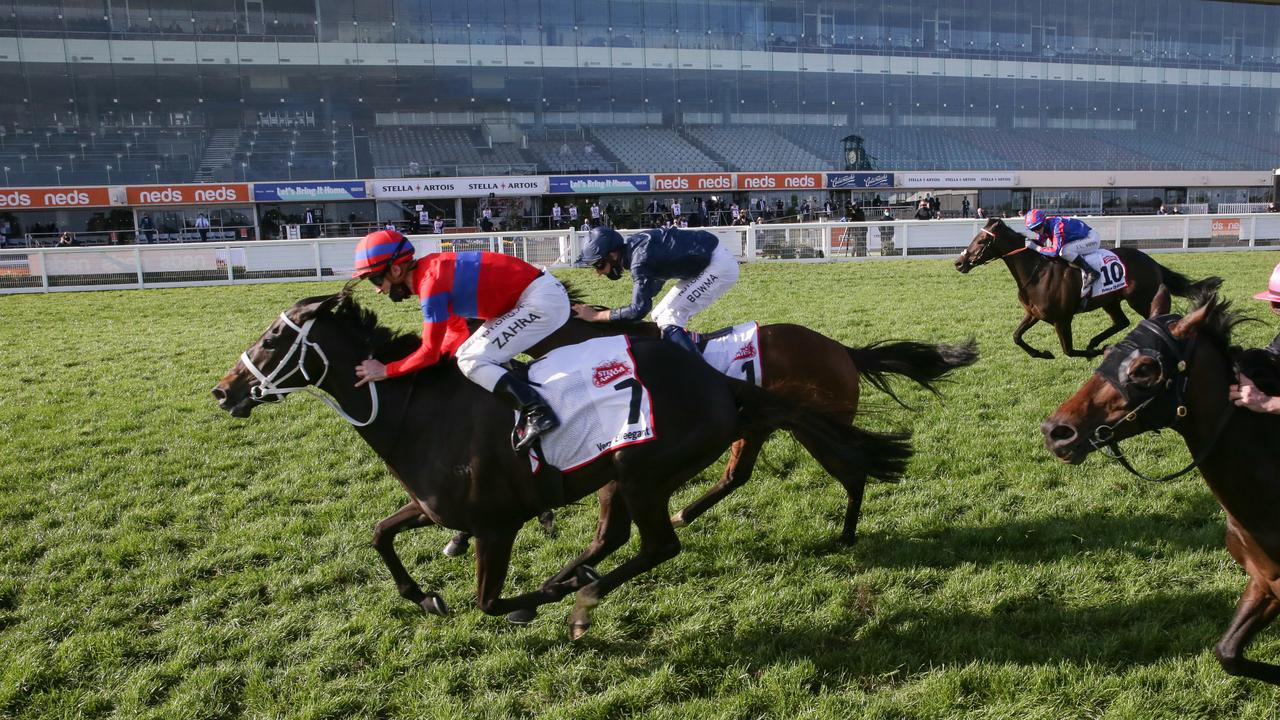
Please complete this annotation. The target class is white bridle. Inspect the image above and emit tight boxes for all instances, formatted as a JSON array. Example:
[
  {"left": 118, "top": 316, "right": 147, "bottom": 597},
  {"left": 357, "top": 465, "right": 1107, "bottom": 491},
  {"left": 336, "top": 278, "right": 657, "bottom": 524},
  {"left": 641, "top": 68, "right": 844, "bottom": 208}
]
[{"left": 239, "top": 311, "right": 379, "bottom": 427}]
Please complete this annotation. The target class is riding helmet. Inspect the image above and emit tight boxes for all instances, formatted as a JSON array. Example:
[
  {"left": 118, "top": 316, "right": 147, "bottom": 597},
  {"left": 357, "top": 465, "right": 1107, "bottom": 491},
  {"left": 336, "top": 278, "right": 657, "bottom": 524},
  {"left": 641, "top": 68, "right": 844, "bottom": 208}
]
[
  {"left": 1254, "top": 261, "right": 1280, "bottom": 303},
  {"left": 578, "top": 227, "right": 624, "bottom": 266},
  {"left": 352, "top": 229, "right": 413, "bottom": 278},
  {"left": 1024, "top": 208, "right": 1048, "bottom": 231}
]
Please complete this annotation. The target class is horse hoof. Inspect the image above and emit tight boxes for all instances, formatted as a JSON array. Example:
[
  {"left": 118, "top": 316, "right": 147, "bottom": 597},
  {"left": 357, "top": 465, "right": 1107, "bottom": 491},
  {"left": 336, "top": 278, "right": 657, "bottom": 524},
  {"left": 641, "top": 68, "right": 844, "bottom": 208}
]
[
  {"left": 670, "top": 513, "right": 687, "bottom": 528},
  {"left": 577, "top": 565, "right": 601, "bottom": 585},
  {"left": 1037, "top": 352, "right": 1055, "bottom": 360},
  {"left": 569, "top": 621, "right": 591, "bottom": 641},
  {"left": 507, "top": 609, "right": 537, "bottom": 625},
  {"left": 421, "top": 593, "right": 450, "bottom": 616},
  {"left": 441, "top": 538, "right": 469, "bottom": 557}
]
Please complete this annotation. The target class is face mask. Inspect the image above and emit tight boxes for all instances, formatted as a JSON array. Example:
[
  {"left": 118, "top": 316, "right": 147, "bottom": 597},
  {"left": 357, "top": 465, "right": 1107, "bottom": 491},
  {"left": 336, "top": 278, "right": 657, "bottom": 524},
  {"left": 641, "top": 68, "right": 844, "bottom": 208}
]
[{"left": 605, "top": 264, "right": 623, "bottom": 281}]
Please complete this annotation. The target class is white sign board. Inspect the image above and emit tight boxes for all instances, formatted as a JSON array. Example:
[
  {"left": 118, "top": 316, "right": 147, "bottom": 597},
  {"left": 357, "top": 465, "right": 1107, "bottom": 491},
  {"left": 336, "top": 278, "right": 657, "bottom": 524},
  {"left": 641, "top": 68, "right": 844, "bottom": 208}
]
[
  {"left": 897, "top": 172, "right": 1019, "bottom": 188},
  {"left": 372, "top": 176, "right": 548, "bottom": 199}
]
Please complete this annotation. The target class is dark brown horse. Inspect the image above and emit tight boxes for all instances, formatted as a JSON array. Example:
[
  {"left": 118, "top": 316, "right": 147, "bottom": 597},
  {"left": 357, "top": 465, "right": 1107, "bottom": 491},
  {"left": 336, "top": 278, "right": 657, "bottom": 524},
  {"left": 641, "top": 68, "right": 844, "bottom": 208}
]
[
  {"left": 1042, "top": 288, "right": 1280, "bottom": 685},
  {"left": 955, "top": 217, "right": 1221, "bottom": 359},
  {"left": 440, "top": 300, "right": 978, "bottom": 558},
  {"left": 213, "top": 293, "right": 910, "bottom": 637}
]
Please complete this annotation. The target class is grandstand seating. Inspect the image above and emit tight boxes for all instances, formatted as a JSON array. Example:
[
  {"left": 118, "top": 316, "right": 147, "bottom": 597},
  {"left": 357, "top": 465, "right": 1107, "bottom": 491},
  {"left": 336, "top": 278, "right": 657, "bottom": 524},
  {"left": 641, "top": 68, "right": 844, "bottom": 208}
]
[
  {"left": 588, "top": 127, "right": 722, "bottom": 173},
  {"left": 0, "top": 122, "right": 1275, "bottom": 187},
  {"left": 525, "top": 139, "right": 616, "bottom": 174},
  {"left": 370, "top": 126, "right": 533, "bottom": 176},
  {"left": 682, "top": 126, "right": 829, "bottom": 171},
  {"left": 0, "top": 126, "right": 204, "bottom": 186},
  {"left": 213, "top": 127, "right": 359, "bottom": 183}
]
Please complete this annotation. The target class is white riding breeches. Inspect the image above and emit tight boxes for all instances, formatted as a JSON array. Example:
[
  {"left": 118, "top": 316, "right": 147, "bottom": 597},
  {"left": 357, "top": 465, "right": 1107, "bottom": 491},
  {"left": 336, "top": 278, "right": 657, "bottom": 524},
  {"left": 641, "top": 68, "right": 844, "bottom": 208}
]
[
  {"left": 455, "top": 272, "right": 570, "bottom": 391},
  {"left": 651, "top": 243, "right": 741, "bottom": 329},
  {"left": 1060, "top": 229, "right": 1102, "bottom": 268}
]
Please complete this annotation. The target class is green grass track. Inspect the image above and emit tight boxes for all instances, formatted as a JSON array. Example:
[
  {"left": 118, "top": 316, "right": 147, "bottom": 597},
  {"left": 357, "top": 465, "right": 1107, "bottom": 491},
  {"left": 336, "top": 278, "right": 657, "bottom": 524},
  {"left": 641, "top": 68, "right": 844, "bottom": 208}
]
[{"left": 3, "top": 252, "right": 1280, "bottom": 719}]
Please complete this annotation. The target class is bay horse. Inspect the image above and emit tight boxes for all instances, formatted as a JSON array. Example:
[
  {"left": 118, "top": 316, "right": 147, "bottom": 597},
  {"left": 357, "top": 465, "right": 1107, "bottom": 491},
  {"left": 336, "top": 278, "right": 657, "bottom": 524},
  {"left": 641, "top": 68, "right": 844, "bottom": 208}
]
[
  {"left": 439, "top": 293, "right": 978, "bottom": 558},
  {"left": 1042, "top": 287, "right": 1280, "bottom": 685},
  {"left": 955, "top": 217, "right": 1221, "bottom": 359},
  {"left": 212, "top": 292, "right": 910, "bottom": 638}
]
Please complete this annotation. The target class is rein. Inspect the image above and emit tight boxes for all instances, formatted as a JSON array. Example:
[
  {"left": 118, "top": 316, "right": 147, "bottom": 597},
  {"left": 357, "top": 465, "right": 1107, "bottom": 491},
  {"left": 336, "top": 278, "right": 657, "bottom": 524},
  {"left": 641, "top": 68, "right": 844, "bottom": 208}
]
[
  {"left": 241, "top": 311, "right": 380, "bottom": 427},
  {"left": 1087, "top": 316, "right": 1235, "bottom": 482}
]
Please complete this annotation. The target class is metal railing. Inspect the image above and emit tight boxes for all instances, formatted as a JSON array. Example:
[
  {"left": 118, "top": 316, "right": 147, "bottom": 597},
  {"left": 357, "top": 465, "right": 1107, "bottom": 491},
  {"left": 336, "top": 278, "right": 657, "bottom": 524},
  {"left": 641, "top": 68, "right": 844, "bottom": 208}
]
[{"left": 5, "top": 213, "right": 1280, "bottom": 294}]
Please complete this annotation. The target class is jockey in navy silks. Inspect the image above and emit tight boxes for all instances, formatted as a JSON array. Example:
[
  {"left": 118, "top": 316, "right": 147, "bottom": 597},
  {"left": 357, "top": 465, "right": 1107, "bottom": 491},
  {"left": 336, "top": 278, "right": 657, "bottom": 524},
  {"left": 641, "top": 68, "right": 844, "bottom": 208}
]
[
  {"left": 1024, "top": 208, "right": 1104, "bottom": 295},
  {"left": 572, "top": 226, "right": 740, "bottom": 354}
]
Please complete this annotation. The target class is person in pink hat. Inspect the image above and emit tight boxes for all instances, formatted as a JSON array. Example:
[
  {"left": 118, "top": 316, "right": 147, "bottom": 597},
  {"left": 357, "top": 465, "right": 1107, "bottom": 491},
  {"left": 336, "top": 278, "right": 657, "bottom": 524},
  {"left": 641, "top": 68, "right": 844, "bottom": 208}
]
[{"left": 1228, "top": 261, "right": 1280, "bottom": 414}]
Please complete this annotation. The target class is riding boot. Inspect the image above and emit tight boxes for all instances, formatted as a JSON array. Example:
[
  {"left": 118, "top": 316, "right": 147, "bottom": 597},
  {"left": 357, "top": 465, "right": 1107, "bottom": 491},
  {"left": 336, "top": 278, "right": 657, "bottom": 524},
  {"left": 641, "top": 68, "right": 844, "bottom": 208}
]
[
  {"left": 1071, "top": 256, "right": 1100, "bottom": 296},
  {"left": 660, "top": 325, "right": 700, "bottom": 355},
  {"left": 493, "top": 373, "right": 560, "bottom": 453}
]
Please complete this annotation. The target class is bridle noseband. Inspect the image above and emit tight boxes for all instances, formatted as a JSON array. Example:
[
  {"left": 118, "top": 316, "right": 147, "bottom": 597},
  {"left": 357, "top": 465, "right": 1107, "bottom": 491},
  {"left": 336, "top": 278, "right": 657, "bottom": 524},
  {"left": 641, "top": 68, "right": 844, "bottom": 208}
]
[
  {"left": 1088, "top": 314, "right": 1233, "bottom": 482},
  {"left": 969, "top": 225, "right": 1031, "bottom": 266},
  {"left": 240, "top": 311, "right": 380, "bottom": 427}
]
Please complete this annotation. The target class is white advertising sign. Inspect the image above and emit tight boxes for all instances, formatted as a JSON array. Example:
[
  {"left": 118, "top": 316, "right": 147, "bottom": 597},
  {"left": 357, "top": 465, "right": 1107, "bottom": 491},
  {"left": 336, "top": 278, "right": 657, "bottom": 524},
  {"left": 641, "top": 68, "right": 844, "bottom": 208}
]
[
  {"left": 373, "top": 176, "right": 548, "bottom": 199},
  {"left": 897, "top": 172, "right": 1019, "bottom": 188}
]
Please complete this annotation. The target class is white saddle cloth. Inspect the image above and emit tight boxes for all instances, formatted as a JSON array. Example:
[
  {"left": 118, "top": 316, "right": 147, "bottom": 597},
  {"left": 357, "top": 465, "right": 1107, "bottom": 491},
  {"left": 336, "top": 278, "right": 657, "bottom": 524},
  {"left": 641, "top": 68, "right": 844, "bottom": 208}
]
[
  {"left": 698, "top": 321, "right": 764, "bottom": 387},
  {"left": 526, "top": 336, "right": 656, "bottom": 473},
  {"left": 1081, "top": 249, "right": 1127, "bottom": 297}
]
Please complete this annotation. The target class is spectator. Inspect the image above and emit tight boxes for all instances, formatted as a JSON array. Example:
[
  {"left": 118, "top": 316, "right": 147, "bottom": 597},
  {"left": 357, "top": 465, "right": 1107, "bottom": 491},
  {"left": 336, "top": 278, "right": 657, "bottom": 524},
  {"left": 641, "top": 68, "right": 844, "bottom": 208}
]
[
  {"left": 775, "top": 199, "right": 785, "bottom": 218},
  {"left": 671, "top": 198, "right": 682, "bottom": 218},
  {"left": 195, "top": 213, "right": 211, "bottom": 242},
  {"left": 139, "top": 214, "right": 155, "bottom": 244},
  {"left": 976, "top": 207, "right": 987, "bottom": 219},
  {"left": 580, "top": 218, "right": 592, "bottom": 232},
  {"left": 1157, "top": 204, "right": 1168, "bottom": 215},
  {"left": 57, "top": 231, "right": 76, "bottom": 247},
  {"left": 0, "top": 219, "right": 9, "bottom": 248},
  {"left": 879, "top": 207, "right": 896, "bottom": 255},
  {"left": 433, "top": 215, "right": 445, "bottom": 234},
  {"left": 551, "top": 202, "right": 563, "bottom": 228},
  {"left": 1269, "top": 203, "right": 1279, "bottom": 213},
  {"left": 568, "top": 203, "right": 579, "bottom": 225},
  {"left": 914, "top": 201, "right": 933, "bottom": 221},
  {"left": 590, "top": 201, "right": 601, "bottom": 227},
  {"left": 961, "top": 198, "right": 971, "bottom": 218}
]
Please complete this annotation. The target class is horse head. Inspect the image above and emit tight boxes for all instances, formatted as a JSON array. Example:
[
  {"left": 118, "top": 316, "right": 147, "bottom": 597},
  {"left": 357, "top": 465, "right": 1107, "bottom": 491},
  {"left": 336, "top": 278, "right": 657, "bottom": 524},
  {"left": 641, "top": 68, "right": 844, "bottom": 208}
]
[
  {"left": 212, "top": 292, "right": 367, "bottom": 419},
  {"left": 955, "top": 218, "right": 1024, "bottom": 273},
  {"left": 1041, "top": 285, "right": 1236, "bottom": 466}
]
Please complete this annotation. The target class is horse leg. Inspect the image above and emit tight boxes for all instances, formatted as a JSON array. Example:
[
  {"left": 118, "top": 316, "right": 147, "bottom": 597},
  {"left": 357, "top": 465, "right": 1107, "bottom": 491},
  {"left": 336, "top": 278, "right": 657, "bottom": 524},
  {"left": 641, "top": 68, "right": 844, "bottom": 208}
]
[
  {"left": 671, "top": 435, "right": 764, "bottom": 528},
  {"left": 1013, "top": 311, "right": 1053, "bottom": 360},
  {"left": 568, "top": 488, "right": 681, "bottom": 640},
  {"left": 441, "top": 531, "right": 471, "bottom": 557},
  {"left": 538, "top": 484, "right": 633, "bottom": 593},
  {"left": 371, "top": 501, "right": 449, "bottom": 616},
  {"left": 1084, "top": 302, "right": 1130, "bottom": 350},
  {"left": 442, "top": 510, "right": 554, "bottom": 557},
  {"left": 1053, "top": 317, "right": 1102, "bottom": 359},
  {"left": 1214, "top": 578, "right": 1280, "bottom": 685}
]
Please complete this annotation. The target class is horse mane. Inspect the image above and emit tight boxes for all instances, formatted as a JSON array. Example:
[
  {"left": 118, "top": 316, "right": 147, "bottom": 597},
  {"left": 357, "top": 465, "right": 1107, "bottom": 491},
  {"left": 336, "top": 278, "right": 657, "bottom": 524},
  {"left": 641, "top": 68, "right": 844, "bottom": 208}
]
[
  {"left": 558, "top": 278, "right": 652, "bottom": 331},
  {"left": 301, "top": 292, "right": 432, "bottom": 364},
  {"left": 1185, "top": 288, "right": 1251, "bottom": 354}
]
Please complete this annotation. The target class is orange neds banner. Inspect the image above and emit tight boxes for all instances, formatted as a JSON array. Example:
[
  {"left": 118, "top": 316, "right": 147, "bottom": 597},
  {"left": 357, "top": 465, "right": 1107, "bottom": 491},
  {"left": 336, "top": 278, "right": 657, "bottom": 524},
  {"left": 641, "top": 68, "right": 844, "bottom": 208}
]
[
  {"left": 734, "top": 173, "right": 823, "bottom": 191},
  {"left": 127, "top": 183, "right": 251, "bottom": 205},
  {"left": 0, "top": 186, "right": 113, "bottom": 209},
  {"left": 651, "top": 173, "right": 734, "bottom": 192}
]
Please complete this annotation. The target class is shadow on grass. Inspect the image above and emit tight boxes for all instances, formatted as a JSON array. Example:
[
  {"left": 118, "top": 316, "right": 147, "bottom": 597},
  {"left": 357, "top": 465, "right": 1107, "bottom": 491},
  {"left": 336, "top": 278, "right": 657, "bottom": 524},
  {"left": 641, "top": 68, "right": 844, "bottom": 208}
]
[{"left": 694, "top": 500, "right": 1227, "bottom": 570}]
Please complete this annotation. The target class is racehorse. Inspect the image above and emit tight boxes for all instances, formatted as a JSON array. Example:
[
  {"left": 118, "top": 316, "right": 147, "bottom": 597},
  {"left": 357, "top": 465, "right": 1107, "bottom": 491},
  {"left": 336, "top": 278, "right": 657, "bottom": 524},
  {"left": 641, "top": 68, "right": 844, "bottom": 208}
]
[
  {"left": 1042, "top": 287, "right": 1280, "bottom": 686},
  {"left": 212, "top": 292, "right": 911, "bottom": 637},
  {"left": 438, "top": 291, "right": 978, "bottom": 558},
  {"left": 955, "top": 217, "right": 1221, "bottom": 359}
]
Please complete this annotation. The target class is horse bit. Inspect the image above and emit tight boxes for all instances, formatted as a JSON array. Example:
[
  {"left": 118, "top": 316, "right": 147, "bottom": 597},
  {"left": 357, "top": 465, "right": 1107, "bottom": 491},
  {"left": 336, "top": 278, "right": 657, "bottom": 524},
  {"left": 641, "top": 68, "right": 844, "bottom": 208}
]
[{"left": 240, "top": 311, "right": 380, "bottom": 427}]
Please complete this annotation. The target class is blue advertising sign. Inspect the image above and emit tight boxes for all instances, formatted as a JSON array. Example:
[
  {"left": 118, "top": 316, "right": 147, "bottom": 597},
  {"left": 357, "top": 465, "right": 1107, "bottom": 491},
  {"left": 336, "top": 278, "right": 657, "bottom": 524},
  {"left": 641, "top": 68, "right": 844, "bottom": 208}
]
[
  {"left": 825, "top": 172, "right": 895, "bottom": 190},
  {"left": 549, "top": 175, "right": 651, "bottom": 194},
  {"left": 253, "top": 181, "right": 368, "bottom": 202}
]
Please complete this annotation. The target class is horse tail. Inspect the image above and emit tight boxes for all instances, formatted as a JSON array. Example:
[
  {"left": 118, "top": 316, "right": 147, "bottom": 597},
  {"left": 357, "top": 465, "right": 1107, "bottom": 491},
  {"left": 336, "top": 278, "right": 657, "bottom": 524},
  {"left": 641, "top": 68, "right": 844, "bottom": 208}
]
[
  {"left": 730, "top": 380, "right": 912, "bottom": 484},
  {"left": 845, "top": 339, "right": 980, "bottom": 407},
  {"left": 1159, "top": 264, "right": 1223, "bottom": 299}
]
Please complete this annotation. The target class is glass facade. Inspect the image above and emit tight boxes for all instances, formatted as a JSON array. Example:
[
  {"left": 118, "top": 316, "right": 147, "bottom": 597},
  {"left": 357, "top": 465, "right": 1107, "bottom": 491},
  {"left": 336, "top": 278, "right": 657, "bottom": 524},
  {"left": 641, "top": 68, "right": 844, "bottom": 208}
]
[{"left": 0, "top": 0, "right": 1276, "bottom": 183}]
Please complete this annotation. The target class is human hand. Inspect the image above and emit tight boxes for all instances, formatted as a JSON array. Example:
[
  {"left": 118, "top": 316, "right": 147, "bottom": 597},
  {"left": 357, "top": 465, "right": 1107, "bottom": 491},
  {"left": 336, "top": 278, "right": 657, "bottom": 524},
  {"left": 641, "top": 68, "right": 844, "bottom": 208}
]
[
  {"left": 1229, "top": 371, "right": 1280, "bottom": 414},
  {"left": 355, "top": 358, "right": 388, "bottom": 387},
  {"left": 571, "top": 304, "right": 607, "bottom": 322}
]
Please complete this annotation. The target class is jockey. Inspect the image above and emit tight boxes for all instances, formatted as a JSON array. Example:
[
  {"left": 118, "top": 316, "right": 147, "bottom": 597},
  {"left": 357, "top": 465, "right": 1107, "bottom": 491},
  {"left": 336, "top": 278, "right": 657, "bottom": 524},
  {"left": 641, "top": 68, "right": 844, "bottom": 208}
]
[
  {"left": 573, "top": 226, "right": 740, "bottom": 354},
  {"left": 1229, "top": 261, "right": 1280, "bottom": 415},
  {"left": 1024, "top": 209, "right": 1104, "bottom": 294},
  {"left": 350, "top": 229, "right": 570, "bottom": 451}
]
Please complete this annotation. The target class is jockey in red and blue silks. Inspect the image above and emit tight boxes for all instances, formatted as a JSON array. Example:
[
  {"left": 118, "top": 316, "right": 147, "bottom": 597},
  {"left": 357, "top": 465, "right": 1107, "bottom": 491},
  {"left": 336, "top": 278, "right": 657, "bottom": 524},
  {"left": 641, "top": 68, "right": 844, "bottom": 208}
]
[
  {"left": 1025, "top": 209, "right": 1104, "bottom": 295},
  {"left": 350, "top": 229, "right": 570, "bottom": 451}
]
